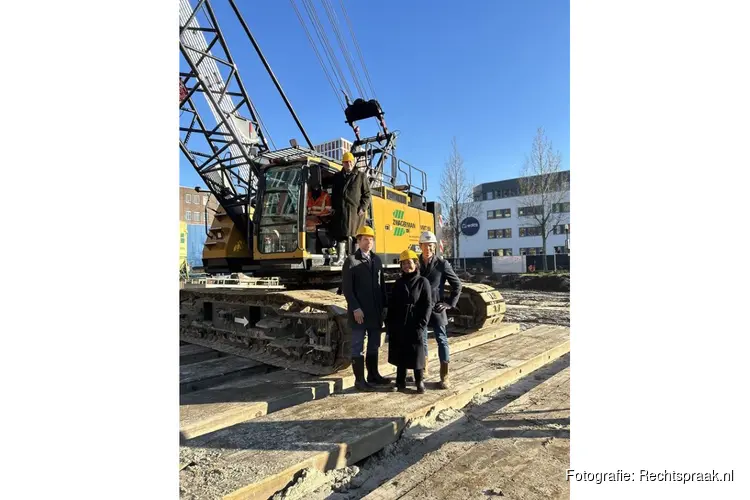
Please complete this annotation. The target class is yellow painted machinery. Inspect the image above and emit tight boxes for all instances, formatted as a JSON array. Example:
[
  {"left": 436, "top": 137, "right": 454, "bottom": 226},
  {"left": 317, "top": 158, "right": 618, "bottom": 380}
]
[{"left": 178, "top": 0, "right": 505, "bottom": 374}]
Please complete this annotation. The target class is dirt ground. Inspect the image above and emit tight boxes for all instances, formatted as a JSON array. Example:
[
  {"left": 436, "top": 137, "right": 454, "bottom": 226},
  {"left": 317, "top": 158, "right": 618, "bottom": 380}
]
[
  {"left": 272, "top": 354, "right": 571, "bottom": 500},
  {"left": 498, "top": 289, "right": 570, "bottom": 331}
]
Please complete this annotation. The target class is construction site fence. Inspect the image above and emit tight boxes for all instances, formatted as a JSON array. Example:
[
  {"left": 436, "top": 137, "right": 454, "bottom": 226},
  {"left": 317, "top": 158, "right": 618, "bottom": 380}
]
[{"left": 447, "top": 254, "right": 570, "bottom": 274}]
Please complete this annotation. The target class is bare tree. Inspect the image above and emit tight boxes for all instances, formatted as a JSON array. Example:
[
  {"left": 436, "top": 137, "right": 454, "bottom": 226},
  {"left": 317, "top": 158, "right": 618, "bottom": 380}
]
[
  {"left": 439, "top": 137, "right": 480, "bottom": 260},
  {"left": 441, "top": 225, "right": 455, "bottom": 258},
  {"left": 517, "top": 128, "right": 570, "bottom": 271}
]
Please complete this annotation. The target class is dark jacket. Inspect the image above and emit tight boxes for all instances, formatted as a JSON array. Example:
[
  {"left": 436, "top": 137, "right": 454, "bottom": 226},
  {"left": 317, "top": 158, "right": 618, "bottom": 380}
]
[
  {"left": 341, "top": 249, "right": 387, "bottom": 329},
  {"left": 419, "top": 255, "right": 462, "bottom": 326},
  {"left": 387, "top": 270, "right": 432, "bottom": 370},
  {"left": 330, "top": 168, "right": 371, "bottom": 241}
]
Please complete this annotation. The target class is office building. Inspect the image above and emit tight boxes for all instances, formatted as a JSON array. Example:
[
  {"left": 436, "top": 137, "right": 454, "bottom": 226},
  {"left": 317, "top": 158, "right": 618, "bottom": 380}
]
[
  {"left": 456, "top": 172, "right": 570, "bottom": 258},
  {"left": 313, "top": 138, "right": 352, "bottom": 162}
]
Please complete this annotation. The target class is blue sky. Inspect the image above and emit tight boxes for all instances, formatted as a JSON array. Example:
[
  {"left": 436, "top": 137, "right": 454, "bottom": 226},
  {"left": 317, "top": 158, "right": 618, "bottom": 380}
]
[{"left": 180, "top": 0, "right": 569, "bottom": 199}]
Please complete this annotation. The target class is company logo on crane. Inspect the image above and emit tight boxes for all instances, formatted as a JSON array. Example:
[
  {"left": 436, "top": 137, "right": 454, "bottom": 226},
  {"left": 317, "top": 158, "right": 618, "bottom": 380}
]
[{"left": 392, "top": 209, "right": 415, "bottom": 236}]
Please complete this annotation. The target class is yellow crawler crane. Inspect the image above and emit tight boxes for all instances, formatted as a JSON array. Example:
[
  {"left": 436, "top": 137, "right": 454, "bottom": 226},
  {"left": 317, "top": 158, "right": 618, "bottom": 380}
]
[
  {"left": 178, "top": 0, "right": 505, "bottom": 374},
  {"left": 179, "top": 147, "right": 506, "bottom": 374}
]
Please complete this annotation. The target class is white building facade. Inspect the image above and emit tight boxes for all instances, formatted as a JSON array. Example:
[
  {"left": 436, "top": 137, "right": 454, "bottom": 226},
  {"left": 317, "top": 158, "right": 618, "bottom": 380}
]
[
  {"left": 313, "top": 137, "right": 353, "bottom": 162},
  {"left": 456, "top": 173, "right": 570, "bottom": 258}
]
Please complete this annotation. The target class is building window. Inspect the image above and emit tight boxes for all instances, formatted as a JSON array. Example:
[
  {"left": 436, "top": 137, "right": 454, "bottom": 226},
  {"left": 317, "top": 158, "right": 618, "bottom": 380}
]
[
  {"left": 487, "top": 228, "right": 512, "bottom": 239},
  {"left": 487, "top": 208, "right": 511, "bottom": 219},
  {"left": 194, "top": 211, "right": 200, "bottom": 221},
  {"left": 489, "top": 248, "right": 513, "bottom": 256},
  {"left": 485, "top": 191, "right": 494, "bottom": 200},
  {"left": 553, "top": 224, "right": 570, "bottom": 235},
  {"left": 518, "top": 205, "right": 543, "bottom": 217},
  {"left": 520, "top": 247, "right": 544, "bottom": 256},
  {"left": 185, "top": 193, "right": 191, "bottom": 204},
  {"left": 203, "top": 195, "right": 208, "bottom": 206},
  {"left": 185, "top": 211, "right": 192, "bottom": 221},
  {"left": 552, "top": 202, "right": 570, "bottom": 213},
  {"left": 554, "top": 246, "right": 567, "bottom": 254},
  {"left": 519, "top": 226, "right": 542, "bottom": 237}
]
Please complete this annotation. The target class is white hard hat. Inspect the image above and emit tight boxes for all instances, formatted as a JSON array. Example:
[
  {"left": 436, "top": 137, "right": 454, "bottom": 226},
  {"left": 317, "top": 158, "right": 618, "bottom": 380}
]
[{"left": 419, "top": 231, "right": 438, "bottom": 244}]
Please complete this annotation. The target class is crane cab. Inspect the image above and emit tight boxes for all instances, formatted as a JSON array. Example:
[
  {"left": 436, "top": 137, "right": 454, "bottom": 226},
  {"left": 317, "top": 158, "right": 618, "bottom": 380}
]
[{"left": 201, "top": 148, "right": 440, "bottom": 275}]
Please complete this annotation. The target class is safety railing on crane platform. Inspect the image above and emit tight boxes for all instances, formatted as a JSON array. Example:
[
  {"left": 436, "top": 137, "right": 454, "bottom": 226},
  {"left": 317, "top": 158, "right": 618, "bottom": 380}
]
[{"left": 354, "top": 141, "right": 427, "bottom": 197}]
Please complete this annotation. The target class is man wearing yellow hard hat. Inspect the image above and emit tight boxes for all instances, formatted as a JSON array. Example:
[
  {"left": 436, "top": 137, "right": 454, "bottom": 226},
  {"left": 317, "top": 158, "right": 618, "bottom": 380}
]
[
  {"left": 385, "top": 249, "right": 433, "bottom": 394},
  {"left": 341, "top": 225, "right": 390, "bottom": 391},
  {"left": 330, "top": 150, "right": 371, "bottom": 266}
]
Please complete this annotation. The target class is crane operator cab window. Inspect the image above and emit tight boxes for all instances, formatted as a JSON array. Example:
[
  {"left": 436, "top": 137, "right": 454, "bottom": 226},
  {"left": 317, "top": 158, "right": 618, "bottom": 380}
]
[
  {"left": 259, "top": 166, "right": 302, "bottom": 254},
  {"left": 305, "top": 164, "right": 336, "bottom": 255}
]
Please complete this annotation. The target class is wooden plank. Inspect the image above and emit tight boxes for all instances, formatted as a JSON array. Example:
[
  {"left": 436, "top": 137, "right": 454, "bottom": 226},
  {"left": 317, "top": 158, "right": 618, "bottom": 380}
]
[
  {"left": 180, "top": 344, "right": 221, "bottom": 365},
  {"left": 179, "top": 323, "right": 520, "bottom": 439},
  {"left": 180, "top": 356, "right": 271, "bottom": 394},
  {"left": 178, "top": 325, "right": 569, "bottom": 500},
  {"left": 234, "top": 331, "right": 571, "bottom": 500},
  {"left": 361, "top": 357, "right": 570, "bottom": 500},
  {"left": 393, "top": 367, "right": 571, "bottom": 500}
]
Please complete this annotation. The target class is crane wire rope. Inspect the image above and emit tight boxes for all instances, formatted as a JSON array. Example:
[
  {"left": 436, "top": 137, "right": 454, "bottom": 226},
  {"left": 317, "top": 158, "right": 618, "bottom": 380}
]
[
  {"left": 300, "top": 0, "right": 352, "bottom": 98},
  {"left": 288, "top": 0, "right": 345, "bottom": 109},
  {"left": 320, "top": 0, "right": 366, "bottom": 99},
  {"left": 338, "top": 0, "right": 377, "bottom": 101}
]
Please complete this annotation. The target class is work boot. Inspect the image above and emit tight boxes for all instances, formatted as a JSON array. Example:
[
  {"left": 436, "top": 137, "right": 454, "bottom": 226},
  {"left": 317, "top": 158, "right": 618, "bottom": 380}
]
[
  {"left": 395, "top": 366, "right": 407, "bottom": 392},
  {"left": 366, "top": 354, "right": 391, "bottom": 386},
  {"left": 332, "top": 241, "right": 347, "bottom": 266},
  {"left": 352, "top": 357, "right": 374, "bottom": 392},
  {"left": 407, "top": 358, "right": 426, "bottom": 383},
  {"left": 407, "top": 357, "right": 428, "bottom": 383},
  {"left": 438, "top": 361, "right": 451, "bottom": 389},
  {"left": 414, "top": 369, "right": 426, "bottom": 394}
]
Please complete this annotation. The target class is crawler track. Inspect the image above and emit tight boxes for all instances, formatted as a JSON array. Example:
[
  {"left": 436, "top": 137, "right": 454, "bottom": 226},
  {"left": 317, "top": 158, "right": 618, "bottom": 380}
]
[{"left": 179, "top": 283, "right": 506, "bottom": 375}]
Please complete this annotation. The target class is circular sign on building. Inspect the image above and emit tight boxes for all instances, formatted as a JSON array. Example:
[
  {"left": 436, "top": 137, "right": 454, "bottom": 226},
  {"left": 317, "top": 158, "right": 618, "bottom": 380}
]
[{"left": 460, "top": 217, "right": 480, "bottom": 236}]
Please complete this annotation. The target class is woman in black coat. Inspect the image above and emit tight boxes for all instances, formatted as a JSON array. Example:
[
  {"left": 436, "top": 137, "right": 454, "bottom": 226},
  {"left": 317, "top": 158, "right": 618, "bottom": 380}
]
[{"left": 387, "top": 249, "right": 433, "bottom": 393}]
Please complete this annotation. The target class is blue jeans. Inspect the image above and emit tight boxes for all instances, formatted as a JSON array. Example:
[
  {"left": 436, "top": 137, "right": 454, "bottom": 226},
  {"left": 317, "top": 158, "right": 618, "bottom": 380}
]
[
  {"left": 422, "top": 323, "right": 450, "bottom": 363},
  {"left": 351, "top": 324, "right": 382, "bottom": 358}
]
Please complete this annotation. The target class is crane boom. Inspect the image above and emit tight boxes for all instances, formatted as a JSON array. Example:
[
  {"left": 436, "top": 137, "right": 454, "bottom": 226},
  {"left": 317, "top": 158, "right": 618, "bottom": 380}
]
[{"left": 179, "top": 0, "right": 269, "bottom": 237}]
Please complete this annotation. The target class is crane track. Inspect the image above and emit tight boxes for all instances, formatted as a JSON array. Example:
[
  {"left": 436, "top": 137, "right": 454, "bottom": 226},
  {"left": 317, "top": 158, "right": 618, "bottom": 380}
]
[{"left": 179, "top": 283, "right": 506, "bottom": 375}]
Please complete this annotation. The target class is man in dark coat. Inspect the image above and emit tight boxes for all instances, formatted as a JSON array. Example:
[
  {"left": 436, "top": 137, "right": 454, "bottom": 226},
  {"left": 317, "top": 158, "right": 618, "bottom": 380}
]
[
  {"left": 418, "top": 231, "right": 462, "bottom": 389},
  {"left": 387, "top": 249, "right": 433, "bottom": 393},
  {"left": 341, "top": 225, "right": 390, "bottom": 391},
  {"left": 330, "top": 151, "right": 371, "bottom": 265}
]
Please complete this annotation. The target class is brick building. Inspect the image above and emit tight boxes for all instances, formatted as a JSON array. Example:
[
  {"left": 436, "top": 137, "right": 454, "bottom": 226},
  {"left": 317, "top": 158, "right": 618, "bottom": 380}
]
[{"left": 180, "top": 186, "right": 219, "bottom": 226}]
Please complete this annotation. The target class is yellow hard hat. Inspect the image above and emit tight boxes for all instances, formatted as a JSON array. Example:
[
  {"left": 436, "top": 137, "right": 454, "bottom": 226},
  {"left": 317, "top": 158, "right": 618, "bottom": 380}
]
[
  {"left": 342, "top": 151, "right": 355, "bottom": 162},
  {"left": 399, "top": 249, "right": 418, "bottom": 262},
  {"left": 356, "top": 226, "right": 375, "bottom": 238}
]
